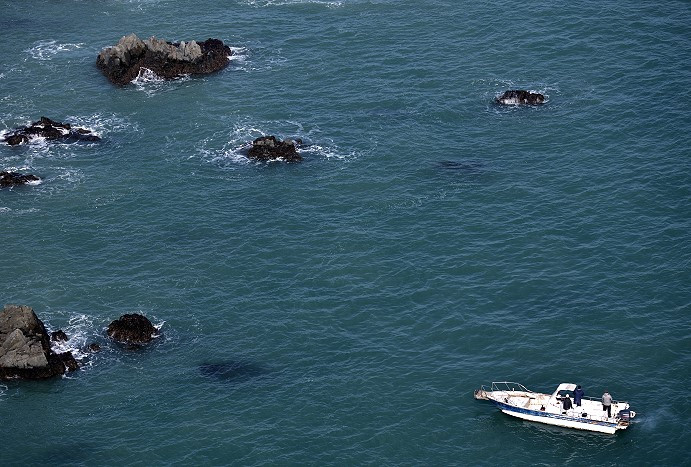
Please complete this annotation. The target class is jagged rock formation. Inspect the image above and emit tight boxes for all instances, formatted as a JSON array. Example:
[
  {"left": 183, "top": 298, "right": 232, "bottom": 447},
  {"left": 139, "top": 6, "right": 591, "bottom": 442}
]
[
  {"left": 247, "top": 136, "right": 303, "bottom": 162},
  {"left": 0, "top": 304, "right": 78, "bottom": 380},
  {"left": 107, "top": 314, "right": 156, "bottom": 345},
  {"left": 495, "top": 90, "right": 545, "bottom": 105},
  {"left": 51, "top": 330, "right": 68, "bottom": 342},
  {"left": 0, "top": 171, "right": 40, "bottom": 188},
  {"left": 97, "top": 33, "right": 232, "bottom": 85},
  {"left": 2, "top": 117, "right": 100, "bottom": 146}
]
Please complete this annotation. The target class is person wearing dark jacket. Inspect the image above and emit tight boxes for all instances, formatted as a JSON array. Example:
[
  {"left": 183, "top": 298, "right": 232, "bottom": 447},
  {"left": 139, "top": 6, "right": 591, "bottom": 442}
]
[
  {"left": 573, "top": 385, "right": 585, "bottom": 407},
  {"left": 562, "top": 394, "right": 573, "bottom": 411}
]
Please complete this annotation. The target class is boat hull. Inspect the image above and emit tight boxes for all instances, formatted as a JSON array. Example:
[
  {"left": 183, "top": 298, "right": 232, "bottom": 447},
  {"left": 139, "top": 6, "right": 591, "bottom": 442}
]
[{"left": 495, "top": 401, "right": 619, "bottom": 434}]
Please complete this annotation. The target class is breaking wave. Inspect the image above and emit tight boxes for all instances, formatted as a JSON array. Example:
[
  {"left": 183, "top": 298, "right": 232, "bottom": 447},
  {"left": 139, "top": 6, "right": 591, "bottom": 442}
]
[
  {"left": 130, "top": 67, "right": 192, "bottom": 96},
  {"left": 48, "top": 313, "right": 101, "bottom": 364},
  {"left": 198, "top": 119, "right": 358, "bottom": 167}
]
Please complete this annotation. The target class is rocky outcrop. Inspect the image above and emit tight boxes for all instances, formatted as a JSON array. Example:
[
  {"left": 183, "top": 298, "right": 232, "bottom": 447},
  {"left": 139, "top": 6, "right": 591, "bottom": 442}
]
[
  {"left": 97, "top": 33, "right": 232, "bottom": 85},
  {"left": 51, "top": 330, "right": 68, "bottom": 342},
  {"left": 0, "top": 171, "right": 40, "bottom": 188},
  {"left": 0, "top": 304, "right": 78, "bottom": 380},
  {"left": 2, "top": 117, "right": 101, "bottom": 146},
  {"left": 495, "top": 90, "right": 545, "bottom": 105},
  {"left": 107, "top": 314, "right": 156, "bottom": 345},
  {"left": 247, "top": 136, "right": 303, "bottom": 162}
]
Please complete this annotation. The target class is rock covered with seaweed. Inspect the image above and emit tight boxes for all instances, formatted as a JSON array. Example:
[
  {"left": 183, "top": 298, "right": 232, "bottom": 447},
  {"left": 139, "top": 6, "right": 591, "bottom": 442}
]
[
  {"left": 247, "top": 136, "right": 303, "bottom": 162},
  {"left": 495, "top": 90, "right": 545, "bottom": 105},
  {"left": 107, "top": 313, "right": 157, "bottom": 345},
  {"left": 97, "top": 33, "right": 232, "bottom": 85},
  {"left": 2, "top": 117, "right": 100, "bottom": 146},
  {"left": 0, "top": 171, "right": 41, "bottom": 188}
]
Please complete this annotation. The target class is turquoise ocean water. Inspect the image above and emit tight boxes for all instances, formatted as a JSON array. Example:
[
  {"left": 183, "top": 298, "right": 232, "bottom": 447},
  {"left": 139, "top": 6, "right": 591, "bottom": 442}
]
[{"left": 1, "top": 0, "right": 690, "bottom": 464}]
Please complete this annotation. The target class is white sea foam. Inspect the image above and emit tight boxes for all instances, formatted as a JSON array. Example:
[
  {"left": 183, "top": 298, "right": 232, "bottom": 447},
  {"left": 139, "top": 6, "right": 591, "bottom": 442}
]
[
  {"left": 0, "top": 207, "right": 39, "bottom": 214},
  {"left": 229, "top": 47, "right": 248, "bottom": 64},
  {"left": 302, "top": 142, "right": 358, "bottom": 161},
  {"left": 49, "top": 313, "right": 97, "bottom": 364},
  {"left": 154, "top": 320, "right": 165, "bottom": 336},
  {"left": 132, "top": 67, "right": 165, "bottom": 84},
  {"left": 66, "top": 113, "right": 136, "bottom": 139},
  {"left": 199, "top": 120, "right": 358, "bottom": 166},
  {"left": 243, "top": 0, "right": 343, "bottom": 7},
  {"left": 25, "top": 40, "right": 85, "bottom": 61},
  {"left": 131, "top": 67, "right": 192, "bottom": 96},
  {"left": 54, "top": 168, "right": 84, "bottom": 184}
]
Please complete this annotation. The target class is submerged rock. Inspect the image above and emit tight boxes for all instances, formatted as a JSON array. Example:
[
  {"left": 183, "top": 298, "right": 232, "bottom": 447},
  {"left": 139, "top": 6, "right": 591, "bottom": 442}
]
[
  {"left": 247, "top": 136, "right": 303, "bottom": 162},
  {"left": 0, "top": 304, "right": 78, "bottom": 380},
  {"left": 97, "top": 33, "right": 232, "bottom": 85},
  {"left": 107, "top": 313, "right": 156, "bottom": 345},
  {"left": 199, "top": 361, "right": 266, "bottom": 383},
  {"left": 2, "top": 117, "right": 100, "bottom": 146},
  {"left": 495, "top": 90, "right": 545, "bottom": 105},
  {"left": 0, "top": 171, "right": 40, "bottom": 188}
]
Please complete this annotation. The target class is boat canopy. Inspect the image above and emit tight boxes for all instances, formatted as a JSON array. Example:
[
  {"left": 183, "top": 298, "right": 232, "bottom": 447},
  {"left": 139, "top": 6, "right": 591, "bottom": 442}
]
[
  {"left": 548, "top": 383, "right": 578, "bottom": 404},
  {"left": 554, "top": 383, "right": 577, "bottom": 393}
]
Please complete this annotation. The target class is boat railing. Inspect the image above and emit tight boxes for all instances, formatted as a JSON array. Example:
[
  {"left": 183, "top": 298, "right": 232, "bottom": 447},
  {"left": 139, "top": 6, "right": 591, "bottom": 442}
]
[
  {"left": 486, "top": 382, "right": 534, "bottom": 394},
  {"left": 477, "top": 383, "right": 629, "bottom": 407},
  {"left": 565, "top": 394, "right": 629, "bottom": 406}
]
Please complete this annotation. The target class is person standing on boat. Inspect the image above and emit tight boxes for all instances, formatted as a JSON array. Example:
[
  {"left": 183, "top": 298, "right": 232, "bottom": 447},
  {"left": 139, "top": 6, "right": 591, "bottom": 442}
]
[
  {"left": 602, "top": 390, "right": 613, "bottom": 418},
  {"left": 562, "top": 394, "right": 573, "bottom": 412},
  {"left": 573, "top": 385, "right": 585, "bottom": 407}
]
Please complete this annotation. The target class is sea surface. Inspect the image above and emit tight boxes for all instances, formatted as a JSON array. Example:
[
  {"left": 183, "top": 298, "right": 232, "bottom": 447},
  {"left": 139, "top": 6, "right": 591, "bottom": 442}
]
[{"left": 1, "top": 0, "right": 690, "bottom": 465}]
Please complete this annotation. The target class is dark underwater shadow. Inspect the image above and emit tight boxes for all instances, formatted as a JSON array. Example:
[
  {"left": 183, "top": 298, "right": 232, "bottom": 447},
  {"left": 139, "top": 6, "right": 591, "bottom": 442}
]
[
  {"left": 198, "top": 360, "right": 268, "bottom": 384},
  {"left": 436, "top": 159, "right": 486, "bottom": 174}
]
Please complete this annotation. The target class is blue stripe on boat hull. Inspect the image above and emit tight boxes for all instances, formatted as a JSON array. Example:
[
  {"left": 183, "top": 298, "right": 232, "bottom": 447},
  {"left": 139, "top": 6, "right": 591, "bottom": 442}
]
[{"left": 491, "top": 401, "right": 618, "bottom": 429}]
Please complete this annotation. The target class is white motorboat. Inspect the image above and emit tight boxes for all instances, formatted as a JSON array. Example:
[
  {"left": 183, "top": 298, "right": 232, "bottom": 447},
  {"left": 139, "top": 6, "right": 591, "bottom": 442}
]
[{"left": 474, "top": 382, "right": 636, "bottom": 434}]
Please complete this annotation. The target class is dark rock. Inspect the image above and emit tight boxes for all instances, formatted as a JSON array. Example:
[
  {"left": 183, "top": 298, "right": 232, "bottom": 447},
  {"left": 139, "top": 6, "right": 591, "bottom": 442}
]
[
  {"left": 2, "top": 116, "right": 100, "bottom": 146},
  {"left": 5, "top": 134, "right": 28, "bottom": 146},
  {"left": 88, "top": 343, "right": 101, "bottom": 352},
  {"left": 107, "top": 313, "right": 156, "bottom": 345},
  {"left": 247, "top": 136, "right": 303, "bottom": 162},
  {"left": 0, "top": 171, "right": 41, "bottom": 188},
  {"left": 51, "top": 330, "right": 68, "bottom": 342},
  {"left": 56, "top": 352, "right": 79, "bottom": 372},
  {"left": 0, "top": 304, "right": 79, "bottom": 380},
  {"left": 495, "top": 90, "right": 545, "bottom": 105},
  {"left": 97, "top": 33, "right": 232, "bottom": 85}
]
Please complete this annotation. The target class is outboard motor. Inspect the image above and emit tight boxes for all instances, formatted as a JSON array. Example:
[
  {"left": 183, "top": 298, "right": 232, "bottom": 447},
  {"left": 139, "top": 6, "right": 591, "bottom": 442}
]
[{"left": 617, "top": 409, "right": 632, "bottom": 423}]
